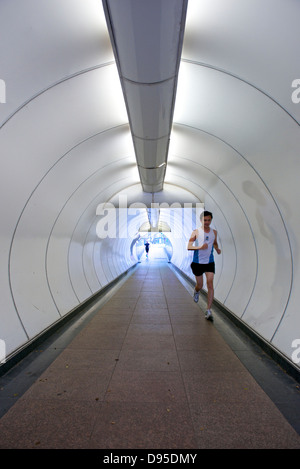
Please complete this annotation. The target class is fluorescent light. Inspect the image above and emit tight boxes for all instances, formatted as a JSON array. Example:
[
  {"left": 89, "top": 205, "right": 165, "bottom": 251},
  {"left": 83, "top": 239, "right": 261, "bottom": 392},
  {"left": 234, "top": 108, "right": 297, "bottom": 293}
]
[{"left": 102, "top": 0, "right": 188, "bottom": 192}]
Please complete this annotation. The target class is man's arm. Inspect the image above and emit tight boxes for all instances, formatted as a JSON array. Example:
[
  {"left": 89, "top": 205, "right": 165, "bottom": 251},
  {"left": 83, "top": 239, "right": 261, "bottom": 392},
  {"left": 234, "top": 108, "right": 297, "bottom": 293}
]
[
  {"left": 187, "top": 230, "right": 208, "bottom": 251},
  {"left": 213, "top": 230, "right": 221, "bottom": 254}
]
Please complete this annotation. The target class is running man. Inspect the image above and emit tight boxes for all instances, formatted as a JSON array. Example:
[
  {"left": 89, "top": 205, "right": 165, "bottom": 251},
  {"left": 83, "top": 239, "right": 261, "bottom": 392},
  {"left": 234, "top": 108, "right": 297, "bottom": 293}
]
[{"left": 187, "top": 211, "right": 221, "bottom": 321}]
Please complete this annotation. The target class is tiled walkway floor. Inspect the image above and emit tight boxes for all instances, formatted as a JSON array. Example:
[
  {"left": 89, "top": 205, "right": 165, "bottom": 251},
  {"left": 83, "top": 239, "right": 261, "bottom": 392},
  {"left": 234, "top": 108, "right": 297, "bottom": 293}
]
[{"left": 0, "top": 260, "right": 300, "bottom": 449}]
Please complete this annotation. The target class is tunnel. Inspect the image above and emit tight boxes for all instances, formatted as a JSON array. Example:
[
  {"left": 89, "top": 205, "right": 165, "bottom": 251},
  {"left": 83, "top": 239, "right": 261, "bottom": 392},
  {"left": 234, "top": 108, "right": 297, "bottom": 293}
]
[{"left": 0, "top": 0, "right": 300, "bottom": 450}]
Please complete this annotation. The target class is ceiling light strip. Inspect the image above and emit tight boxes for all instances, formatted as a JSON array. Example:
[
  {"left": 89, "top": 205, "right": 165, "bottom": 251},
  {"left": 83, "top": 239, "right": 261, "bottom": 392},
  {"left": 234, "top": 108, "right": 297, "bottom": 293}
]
[{"left": 102, "top": 0, "right": 188, "bottom": 193}]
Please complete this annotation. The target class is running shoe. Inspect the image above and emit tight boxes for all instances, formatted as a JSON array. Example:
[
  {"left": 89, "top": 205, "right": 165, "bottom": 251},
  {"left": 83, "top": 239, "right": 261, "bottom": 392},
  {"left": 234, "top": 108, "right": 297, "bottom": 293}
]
[
  {"left": 193, "top": 290, "right": 199, "bottom": 303},
  {"left": 205, "top": 310, "right": 213, "bottom": 321}
]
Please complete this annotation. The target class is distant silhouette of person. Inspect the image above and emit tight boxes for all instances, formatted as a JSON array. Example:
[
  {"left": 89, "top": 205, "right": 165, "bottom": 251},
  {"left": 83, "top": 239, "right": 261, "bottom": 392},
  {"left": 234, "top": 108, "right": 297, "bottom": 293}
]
[{"left": 144, "top": 241, "right": 150, "bottom": 257}]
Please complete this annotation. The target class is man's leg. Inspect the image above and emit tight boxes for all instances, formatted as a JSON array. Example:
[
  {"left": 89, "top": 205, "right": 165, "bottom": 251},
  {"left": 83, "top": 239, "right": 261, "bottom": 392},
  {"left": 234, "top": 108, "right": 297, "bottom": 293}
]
[
  {"left": 205, "top": 272, "right": 214, "bottom": 309},
  {"left": 205, "top": 272, "right": 214, "bottom": 320},
  {"left": 193, "top": 275, "right": 203, "bottom": 302},
  {"left": 195, "top": 275, "right": 203, "bottom": 292}
]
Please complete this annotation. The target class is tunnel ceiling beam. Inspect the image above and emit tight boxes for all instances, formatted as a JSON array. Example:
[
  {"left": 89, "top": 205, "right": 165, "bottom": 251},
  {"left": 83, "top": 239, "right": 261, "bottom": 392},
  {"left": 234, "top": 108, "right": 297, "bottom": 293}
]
[{"left": 102, "top": 0, "right": 188, "bottom": 193}]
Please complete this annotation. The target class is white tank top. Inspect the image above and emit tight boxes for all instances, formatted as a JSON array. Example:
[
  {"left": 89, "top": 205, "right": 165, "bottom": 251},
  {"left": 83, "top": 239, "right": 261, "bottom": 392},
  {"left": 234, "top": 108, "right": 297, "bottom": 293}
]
[{"left": 192, "top": 228, "right": 215, "bottom": 264}]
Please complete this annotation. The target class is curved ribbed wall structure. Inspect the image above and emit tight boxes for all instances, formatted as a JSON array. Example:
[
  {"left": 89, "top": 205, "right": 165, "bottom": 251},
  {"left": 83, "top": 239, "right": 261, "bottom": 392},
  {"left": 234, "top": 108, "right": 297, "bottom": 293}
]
[{"left": 0, "top": 0, "right": 299, "bottom": 373}]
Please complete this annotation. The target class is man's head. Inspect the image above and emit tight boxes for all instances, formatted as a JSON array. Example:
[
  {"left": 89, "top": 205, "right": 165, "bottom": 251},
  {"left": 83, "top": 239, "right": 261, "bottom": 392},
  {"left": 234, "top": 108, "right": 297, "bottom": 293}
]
[{"left": 200, "top": 210, "right": 213, "bottom": 228}]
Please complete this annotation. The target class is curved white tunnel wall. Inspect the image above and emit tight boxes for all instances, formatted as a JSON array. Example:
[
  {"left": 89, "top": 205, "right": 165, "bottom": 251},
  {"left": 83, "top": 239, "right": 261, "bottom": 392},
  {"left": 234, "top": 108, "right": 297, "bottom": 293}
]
[{"left": 0, "top": 0, "right": 299, "bottom": 373}]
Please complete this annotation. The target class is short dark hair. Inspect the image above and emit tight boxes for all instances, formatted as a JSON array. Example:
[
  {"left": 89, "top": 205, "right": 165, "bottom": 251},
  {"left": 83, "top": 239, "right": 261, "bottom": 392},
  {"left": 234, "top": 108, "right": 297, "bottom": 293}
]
[{"left": 200, "top": 210, "right": 213, "bottom": 220}]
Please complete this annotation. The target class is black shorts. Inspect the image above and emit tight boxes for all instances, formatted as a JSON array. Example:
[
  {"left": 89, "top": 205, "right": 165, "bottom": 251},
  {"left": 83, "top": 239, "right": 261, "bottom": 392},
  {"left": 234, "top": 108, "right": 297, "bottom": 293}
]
[{"left": 191, "top": 262, "right": 215, "bottom": 277}]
